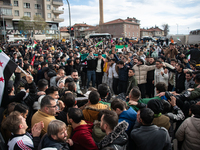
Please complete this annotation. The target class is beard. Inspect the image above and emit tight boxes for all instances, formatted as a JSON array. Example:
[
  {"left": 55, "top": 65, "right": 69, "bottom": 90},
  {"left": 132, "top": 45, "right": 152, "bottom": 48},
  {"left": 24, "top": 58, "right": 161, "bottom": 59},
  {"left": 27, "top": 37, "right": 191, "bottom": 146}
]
[
  {"left": 57, "top": 136, "right": 68, "bottom": 143},
  {"left": 73, "top": 78, "right": 78, "bottom": 82},
  {"left": 100, "top": 126, "right": 106, "bottom": 133}
]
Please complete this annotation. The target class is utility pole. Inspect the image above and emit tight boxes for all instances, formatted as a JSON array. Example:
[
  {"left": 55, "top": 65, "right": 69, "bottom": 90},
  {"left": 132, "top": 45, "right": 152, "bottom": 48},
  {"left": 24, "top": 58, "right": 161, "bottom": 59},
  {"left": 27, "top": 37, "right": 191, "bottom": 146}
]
[
  {"left": 176, "top": 24, "right": 178, "bottom": 35},
  {"left": 66, "top": 0, "right": 73, "bottom": 50}
]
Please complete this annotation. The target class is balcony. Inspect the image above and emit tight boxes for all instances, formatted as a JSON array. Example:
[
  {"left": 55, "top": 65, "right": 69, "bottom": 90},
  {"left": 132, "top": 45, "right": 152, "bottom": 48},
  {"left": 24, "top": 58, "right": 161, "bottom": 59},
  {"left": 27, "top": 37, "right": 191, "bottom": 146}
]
[
  {"left": 52, "top": 0, "right": 63, "bottom": 6},
  {"left": 0, "top": 1, "right": 12, "bottom": 8},
  {"left": 0, "top": 14, "right": 13, "bottom": 20},
  {"left": 0, "top": 8, "right": 13, "bottom": 19},
  {"left": 53, "top": 9, "right": 64, "bottom": 14},
  {"left": 53, "top": 18, "right": 64, "bottom": 22}
]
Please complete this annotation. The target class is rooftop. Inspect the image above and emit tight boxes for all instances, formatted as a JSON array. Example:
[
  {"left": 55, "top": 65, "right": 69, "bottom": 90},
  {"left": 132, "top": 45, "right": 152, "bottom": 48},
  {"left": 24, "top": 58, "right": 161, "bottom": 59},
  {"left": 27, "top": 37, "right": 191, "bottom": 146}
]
[{"left": 101, "top": 18, "right": 140, "bottom": 25}]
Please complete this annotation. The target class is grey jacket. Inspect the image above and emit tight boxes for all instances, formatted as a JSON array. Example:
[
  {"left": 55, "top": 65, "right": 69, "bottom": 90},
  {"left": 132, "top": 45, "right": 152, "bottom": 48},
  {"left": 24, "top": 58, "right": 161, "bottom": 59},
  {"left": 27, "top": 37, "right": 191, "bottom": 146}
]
[
  {"left": 131, "top": 125, "right": 172, "bottom": 150},
  {"left": 176, "top": 116, "right": 200, "bottom": 150}
]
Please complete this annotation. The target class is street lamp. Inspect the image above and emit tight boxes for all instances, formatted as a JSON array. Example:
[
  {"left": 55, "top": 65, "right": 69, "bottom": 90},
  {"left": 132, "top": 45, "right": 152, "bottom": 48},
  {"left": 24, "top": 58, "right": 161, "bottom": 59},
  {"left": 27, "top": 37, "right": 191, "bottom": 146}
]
[
  {"left": 1, "top": 11, "right": 6, "bottom": 43},
  {"left": 176, "top": 24, "right": 178, "bottom": 35},
  {"left": 66, "top": 0, "right": 73, "bottom": 50}
]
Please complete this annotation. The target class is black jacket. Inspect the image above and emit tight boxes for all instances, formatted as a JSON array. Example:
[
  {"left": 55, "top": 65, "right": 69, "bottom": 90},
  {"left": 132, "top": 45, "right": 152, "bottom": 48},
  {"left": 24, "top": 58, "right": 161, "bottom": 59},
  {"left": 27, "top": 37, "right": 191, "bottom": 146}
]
[
  {"left": 131, "top": 125, "right": 172, "bottom": 150},
  {"left": 38, "top": 134, "right": 70, "bottom": 150},
  {"left": 98, "top": 121, "right": 128, "bottom": 150},
  {"left": 185, "top": 48, "right": 200, "bottom": 64}
]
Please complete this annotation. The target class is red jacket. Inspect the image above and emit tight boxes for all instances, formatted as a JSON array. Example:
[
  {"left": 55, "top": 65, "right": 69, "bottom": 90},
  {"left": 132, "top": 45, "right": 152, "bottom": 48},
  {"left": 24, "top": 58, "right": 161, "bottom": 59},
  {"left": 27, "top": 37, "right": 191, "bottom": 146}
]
[{"left": 71, "top": 121, "right": 98, "bottom": 150}]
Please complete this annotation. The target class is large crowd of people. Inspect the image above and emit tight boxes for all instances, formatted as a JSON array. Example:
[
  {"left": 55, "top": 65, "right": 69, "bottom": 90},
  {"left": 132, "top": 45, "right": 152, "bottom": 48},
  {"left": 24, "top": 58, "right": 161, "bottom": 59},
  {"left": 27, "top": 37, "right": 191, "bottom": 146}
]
[{"left": 0, "top": 38, "right": 200, "bottom": 150}]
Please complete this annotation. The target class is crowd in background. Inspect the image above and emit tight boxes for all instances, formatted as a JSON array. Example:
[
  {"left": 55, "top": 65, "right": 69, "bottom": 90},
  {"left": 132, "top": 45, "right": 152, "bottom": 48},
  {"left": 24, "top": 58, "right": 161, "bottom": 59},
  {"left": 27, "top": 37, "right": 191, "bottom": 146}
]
[{"left": 0, "top": 38, "right": 200, "bottom": 150}]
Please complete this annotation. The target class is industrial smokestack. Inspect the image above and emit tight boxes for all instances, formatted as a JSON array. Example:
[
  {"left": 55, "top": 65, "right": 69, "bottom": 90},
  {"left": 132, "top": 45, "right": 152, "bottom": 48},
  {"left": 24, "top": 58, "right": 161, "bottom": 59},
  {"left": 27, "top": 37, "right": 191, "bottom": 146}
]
[{"left": 99, "top": 0, "right": 104, "bottom": 25}]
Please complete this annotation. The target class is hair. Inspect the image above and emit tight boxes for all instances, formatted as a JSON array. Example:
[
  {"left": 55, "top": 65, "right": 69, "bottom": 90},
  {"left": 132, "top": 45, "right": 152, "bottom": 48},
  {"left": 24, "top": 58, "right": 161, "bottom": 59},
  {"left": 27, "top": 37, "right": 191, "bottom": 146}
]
[
  {"left": 101, "top": 110, "right": 118, "bottom": 130},
  {"left": 14, "top": 103, "right": 29, "bottom": 114},
  {"left": 155, "top": 82, "right": 167, "bottom": 92},
  {"left": 71, "top": 69, "right": 78, "bottom": 75},
  {"left": 68, "top": 81, "right": 76, "bottom": 92},
  {"left": 129, "top": 68, "right": 135, "bottom": 73},
  {"left": 6, "top": 102, "right": 18, "bottom": 115},
  {"left": 156, "top": 60, "right": 162, "bottom": 64},
  {"left": 186, "top": 71, "right": 193, "bottom": 77},
  {"left": 62, "top": 93, "right": 76, "bottom": 112},
  {"left": 89, "top": 91, "right": 100, "bottom": 104},
  {"left": 111, "top": 98, "right": 126, "bottom": 111},
  {"left": 117, "top": 60, "right": 124, "bottom": 65},
  {"left": 40, "top": 95, "right": 55, "bottom": 108},
  {"left": 140, "top": 108, "right": 154, "bottom": 125},
  {"left": 47, "top": 120, "right": 66, "bottom": 136},
  {"left": 195, "top": 73, "right": 200, "bottom": 83},
  {"left": 23, "top": 64, "right": 30, "bottom": 71},
  {"left": 2, "top": 111, "right": 22, "bottom": 134},
  {"left": 67, "top": 108, "right": 83, "bottom": 124},
  {"left": 190, "top": 104, "right": 200, "bottom": 116},
  {"left": 57, "top": 69, "right": 65, "bottom": 74},
  {"left": 45, "top": 86, "right": 59, "bottom": 95},
  {"left": 98, "top": 83, "right": 109, "bottom": 98},
  {"left": 37, "top": 79, "right": 48, "bottom": 91},
  {"left": 130, "top": 87, "right": 141, "bottom": 99},
  {"left": 170, "top": 58, "right": 177, "bottom": 63},
  {"left": 138, "top": 58, "right": 144, "bottom": 65},
  {"left": 178, "top": 63, "right": 184, "bottom": 70},
  {"left": 41, "top": 62, "right": 47, "bottom": 67}
]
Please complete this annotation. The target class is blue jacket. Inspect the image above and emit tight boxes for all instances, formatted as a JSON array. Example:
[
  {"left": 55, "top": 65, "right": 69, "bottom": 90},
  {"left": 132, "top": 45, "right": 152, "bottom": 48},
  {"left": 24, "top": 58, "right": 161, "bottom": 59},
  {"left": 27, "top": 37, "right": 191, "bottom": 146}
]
[{"left": 119, "top": 107, "right": 137, "bottom": 133}]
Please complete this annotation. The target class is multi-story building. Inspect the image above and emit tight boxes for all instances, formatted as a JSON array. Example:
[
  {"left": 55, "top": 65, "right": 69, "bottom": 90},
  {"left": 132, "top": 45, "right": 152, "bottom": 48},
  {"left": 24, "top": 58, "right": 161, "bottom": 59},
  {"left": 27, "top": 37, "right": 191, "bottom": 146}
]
[
  {"left": 140, "top": 26, "right": 164, "bottom": 38},
  {"left": 73, "top": 23, "right": 94, "bottom": 38},
  {"left": 99, "top": 17, "right": 140, "bottom": 38},
  {"left": 0, "top": 0, "right": 64, "bottom": 42}
]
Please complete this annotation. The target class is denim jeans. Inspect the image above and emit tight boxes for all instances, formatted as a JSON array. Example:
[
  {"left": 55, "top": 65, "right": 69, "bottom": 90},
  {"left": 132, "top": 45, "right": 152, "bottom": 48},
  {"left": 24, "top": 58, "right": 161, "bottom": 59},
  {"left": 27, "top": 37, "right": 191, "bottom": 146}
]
[{"left": 87, "top": 70, "right": 96, "bottom": 88}]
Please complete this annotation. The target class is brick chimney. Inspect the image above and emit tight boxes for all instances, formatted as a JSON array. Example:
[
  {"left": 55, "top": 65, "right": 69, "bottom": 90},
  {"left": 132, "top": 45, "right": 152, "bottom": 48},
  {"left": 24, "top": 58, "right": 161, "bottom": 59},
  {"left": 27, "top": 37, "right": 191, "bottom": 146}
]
[{"left": 99, "top": 0, "right": 104, "bottom": 25}]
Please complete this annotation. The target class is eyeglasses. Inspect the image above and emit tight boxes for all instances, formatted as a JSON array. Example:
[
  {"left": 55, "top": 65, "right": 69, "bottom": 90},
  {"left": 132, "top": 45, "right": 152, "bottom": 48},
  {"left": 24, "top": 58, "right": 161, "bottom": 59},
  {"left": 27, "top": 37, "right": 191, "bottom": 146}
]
[{"left": 47, "top": 105, "right": 57, "bottom": 108}]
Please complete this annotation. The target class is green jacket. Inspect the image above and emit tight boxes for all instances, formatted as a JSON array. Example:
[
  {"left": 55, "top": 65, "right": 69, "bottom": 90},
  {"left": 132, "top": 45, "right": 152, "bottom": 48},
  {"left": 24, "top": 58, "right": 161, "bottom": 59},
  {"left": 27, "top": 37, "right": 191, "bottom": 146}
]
[
  {"left": 126, "top": 76, "right": 138, "bottom": 95},
  {"left": 127, "top": 96, "right": 162, "bottom": 112},
  {"left": 188, "top": 87, "right": 200, "bottom": 100},
  {"left": 99, "top": 101, "right": 110, "bottom": 107}
]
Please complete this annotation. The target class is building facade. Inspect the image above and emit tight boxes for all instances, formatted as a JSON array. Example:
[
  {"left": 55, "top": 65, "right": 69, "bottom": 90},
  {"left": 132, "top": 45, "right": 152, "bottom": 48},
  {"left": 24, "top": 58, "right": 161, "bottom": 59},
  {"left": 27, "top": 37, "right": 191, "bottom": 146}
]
[
  {"left": 99, "top": 17, "right": 140, "bottom": 38},
  {"left": 0, "top": 0, "right": 64, "bottom": 42},
  {"left": 73, "top": 23, "right": 94, "bottom": 38},
  {"left": 140, "top": 27, "right": 164, "bottom": 38}
]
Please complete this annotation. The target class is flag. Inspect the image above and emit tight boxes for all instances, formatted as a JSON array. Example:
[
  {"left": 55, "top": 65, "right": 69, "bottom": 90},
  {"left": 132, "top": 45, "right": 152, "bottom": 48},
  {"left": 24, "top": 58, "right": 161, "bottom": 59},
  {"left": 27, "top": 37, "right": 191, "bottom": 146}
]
[
  {"left": 177, "top": 37, "right": 181, "bottom": 41},
  {"left": 33, "top": 40, "right": 37, "bottom": 48},
  {"left": 95, "top": 40, "right": 103, "bottom": 47},
  {"left": 30, "top": 55, "right": 35, "bottom": 66},
  {"left": 0, "top": 50, "right": 18, "bottom": 106}
]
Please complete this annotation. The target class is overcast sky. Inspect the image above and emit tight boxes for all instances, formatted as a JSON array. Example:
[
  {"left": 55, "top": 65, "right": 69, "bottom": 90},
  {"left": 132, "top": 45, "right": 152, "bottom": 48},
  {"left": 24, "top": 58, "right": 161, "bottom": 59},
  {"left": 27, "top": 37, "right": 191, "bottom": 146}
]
[{"left": 59, "top": 0, "right": 200, "bottom": 35}]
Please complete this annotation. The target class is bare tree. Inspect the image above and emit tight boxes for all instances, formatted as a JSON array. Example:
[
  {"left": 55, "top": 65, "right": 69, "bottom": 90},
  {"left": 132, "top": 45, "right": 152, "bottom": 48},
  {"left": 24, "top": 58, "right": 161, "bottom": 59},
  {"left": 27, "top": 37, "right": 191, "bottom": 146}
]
[{"left": 162, "top": 24, "right": 169, "bottom": 36}]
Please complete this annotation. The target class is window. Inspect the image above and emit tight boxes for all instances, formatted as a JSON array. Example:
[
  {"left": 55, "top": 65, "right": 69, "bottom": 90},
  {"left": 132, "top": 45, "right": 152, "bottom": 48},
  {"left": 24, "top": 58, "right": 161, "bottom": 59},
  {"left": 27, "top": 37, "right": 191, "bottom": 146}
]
[
  {"left": 24, "top": 12, "right": 31, "bottom": 17},
  {"left": 133, "top": 32, "right": 134, "bottom": 36},
  {"left": 1, "top": 8, "right": 12, "bottom": 16},
  {"left": 47, "top": 13, "right": 51, "bottom": 18},
  {"left": 129, "top": 32, "right": 130, "bottom": 36},
  {"left": 137, "top": 26, "right": 138, "bottom": 29},
  {"left": 24, "top": 3, "right": 30, "bottom": 8},
  {"left": 47, "top": 5, "right": 51, "bottom": 10},
  {"left": 14, "top": 1, "right": 18, "bottom": 6},
  {"left": 137, "top": 33, "right": 138, "bottom": 36},
  {"left": 133, "top": 26, "right": 134, "bottom": 29},
  {"left": 36, "top": 13, "right": 42, "bottom": 16},
  {"left": 14, "top": 10, "right": 19, "bottom": 16},
  {"left": 113, "top": 25, "right": 115, "bottom": 29},
  {"left": 129, "top": 25, "right": 130, "bottom": 28},
  {"left": 35, "top": 4, "right": 41, "bottom": 9},
  {"left": 47, "top": 0, "right": 50, "bottom": 1}
]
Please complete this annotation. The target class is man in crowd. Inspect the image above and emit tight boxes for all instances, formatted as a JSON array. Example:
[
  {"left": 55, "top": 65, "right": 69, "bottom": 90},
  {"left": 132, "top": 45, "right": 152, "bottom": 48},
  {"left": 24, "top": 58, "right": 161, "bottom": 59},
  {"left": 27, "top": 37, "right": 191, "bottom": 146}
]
[
  {"left": 2, "top": 111, "right": 44, "bottom": 150},
  {"left": 31, "top": 95, "right": 57, "bottom": 136},
  {"left": 98, "top": 109, "right": 129, "bottom": 150},
  {"left": 39, "top": 120, "right": 71, "bottom": 150},
  {"left": 67, "top": 108, "right": 98, "bottom": 150},
  {"left": 131, "top": 108, "right": 171, "bottom": 150}
]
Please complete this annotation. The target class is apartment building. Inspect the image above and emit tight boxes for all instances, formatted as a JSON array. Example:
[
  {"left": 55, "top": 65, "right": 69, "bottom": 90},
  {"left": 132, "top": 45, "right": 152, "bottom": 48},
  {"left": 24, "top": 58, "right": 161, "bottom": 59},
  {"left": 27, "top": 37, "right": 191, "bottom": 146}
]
[
  {"left": 0, "top": 0, "right": 64, "bottom": 41},
  {"left": 140, "top": 27, "right": 164, "bottom": 38}
]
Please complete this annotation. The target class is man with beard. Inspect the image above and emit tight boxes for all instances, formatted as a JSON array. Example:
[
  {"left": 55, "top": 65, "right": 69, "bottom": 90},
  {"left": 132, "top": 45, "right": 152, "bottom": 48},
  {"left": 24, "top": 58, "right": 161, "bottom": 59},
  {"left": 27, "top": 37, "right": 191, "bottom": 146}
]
[
  {"left": 98, "top": 110, "right": 129, "bottom": 150},
  {"left": 38, "top": 120, "right": 71, "bottom": 150},
  {"left": 67, "top": 108, "right": 98, "bottom": 150},
  {"left": 68, "top": 69, "right": 82, "bottom": 94}
]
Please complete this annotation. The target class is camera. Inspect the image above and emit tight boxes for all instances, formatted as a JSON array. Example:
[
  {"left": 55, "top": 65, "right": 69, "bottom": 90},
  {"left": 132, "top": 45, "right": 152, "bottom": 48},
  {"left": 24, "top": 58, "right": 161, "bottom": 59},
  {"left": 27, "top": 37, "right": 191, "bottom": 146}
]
[{"left": 165, "top": 91, "right": 174, "bottom": 101}]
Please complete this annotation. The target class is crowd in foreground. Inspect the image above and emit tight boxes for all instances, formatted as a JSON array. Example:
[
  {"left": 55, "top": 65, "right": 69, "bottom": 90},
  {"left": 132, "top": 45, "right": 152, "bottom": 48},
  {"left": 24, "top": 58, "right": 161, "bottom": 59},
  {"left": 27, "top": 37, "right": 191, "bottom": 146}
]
[{"left": 0, "top": 38, "right": 200, "bottom": 150}]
